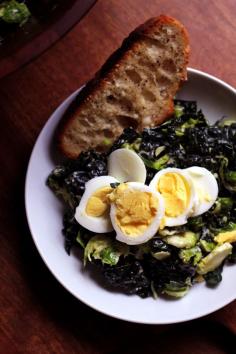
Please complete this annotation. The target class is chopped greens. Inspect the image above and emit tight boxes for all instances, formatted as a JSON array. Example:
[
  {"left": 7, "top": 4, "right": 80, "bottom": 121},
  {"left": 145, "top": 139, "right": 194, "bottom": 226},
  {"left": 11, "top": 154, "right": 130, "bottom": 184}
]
[
  {"left": 197, "top": 243, "right": 232, "bottom": 275},
  {"left": 163, "top": 280, "right": 190, "bottom": 298},
  {"left": 141, "top": 154, "right": 169, "bottom": 170},
  {"left": 179, "top": 246, "right": 202, "bottom": 265},
  {"left": 47, "top": 99, "right": 236, "bottom": 299},
  {"left": 203, "top": 266, "right": 223, "bottom": 287},
  {"left": 84, "top": 234, "right": 129, "bottom": 266},
  {"left": 165, "top": 231, "right": 198, "bottom": 249},
  {"left": 0, "top": 0, "right": 30, "bottom": 25}
]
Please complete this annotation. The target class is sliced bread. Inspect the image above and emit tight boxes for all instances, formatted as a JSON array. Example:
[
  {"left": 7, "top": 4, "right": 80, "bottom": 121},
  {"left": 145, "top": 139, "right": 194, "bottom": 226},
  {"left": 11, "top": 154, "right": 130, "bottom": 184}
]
[{"left": 58, "top": 15, "right": 190, "bottom": 158}]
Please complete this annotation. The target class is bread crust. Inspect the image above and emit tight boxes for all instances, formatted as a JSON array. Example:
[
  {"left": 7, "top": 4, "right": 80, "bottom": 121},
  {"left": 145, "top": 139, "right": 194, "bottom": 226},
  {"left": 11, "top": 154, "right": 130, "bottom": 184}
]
[{"left": 58, "top": 15, "right": 190, "bottom": 159}]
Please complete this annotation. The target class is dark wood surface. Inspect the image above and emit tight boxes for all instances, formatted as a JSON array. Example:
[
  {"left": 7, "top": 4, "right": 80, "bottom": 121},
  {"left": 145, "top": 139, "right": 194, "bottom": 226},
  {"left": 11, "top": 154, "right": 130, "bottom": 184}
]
[
  {"left": 0, "top": 0, "right": 236, "bottom": 352},
  {"left": 0, "top": 0, "right": 97, "bottom": 79}
]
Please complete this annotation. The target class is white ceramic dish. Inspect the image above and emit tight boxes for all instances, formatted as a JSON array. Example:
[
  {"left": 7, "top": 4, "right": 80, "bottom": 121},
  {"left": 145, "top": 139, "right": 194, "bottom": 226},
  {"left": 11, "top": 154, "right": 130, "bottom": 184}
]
[{"left": 25, "top": 68, "right": 236, "bottom": 324}]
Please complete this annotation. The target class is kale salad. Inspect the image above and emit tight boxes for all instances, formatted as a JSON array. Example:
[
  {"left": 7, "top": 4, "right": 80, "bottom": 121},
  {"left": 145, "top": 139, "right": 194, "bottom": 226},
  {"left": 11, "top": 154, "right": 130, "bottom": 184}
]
[{"left": 47, "top": 100, "right": 236, "bottom": 299}]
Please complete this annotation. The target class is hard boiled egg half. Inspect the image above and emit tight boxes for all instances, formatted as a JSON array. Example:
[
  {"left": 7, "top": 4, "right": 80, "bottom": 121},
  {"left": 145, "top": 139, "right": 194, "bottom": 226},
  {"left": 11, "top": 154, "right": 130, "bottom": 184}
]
[
  {"left": 108, "top": 148, "right": 146, "bottom": 183},
  {"left": 149, "top": 168, "right": 196, "bottom": 227},
  {"left": 75, "top": 176, "right": 118, "bottom": 233},
  {"left": 109, "top": 182, "right": 165, "bottom": 245},
  {"left": 185, "top": 166, "right": 218, "bottom": 216}
]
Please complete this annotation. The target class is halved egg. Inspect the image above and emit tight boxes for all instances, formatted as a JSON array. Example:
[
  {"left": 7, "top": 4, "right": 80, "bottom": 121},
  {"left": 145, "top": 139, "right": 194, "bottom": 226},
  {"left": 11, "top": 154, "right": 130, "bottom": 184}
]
[
  {"left": 108, "top": 148, "right": 146, "bottom": 183},
  {"left": 109, "top": 182, "right": 165, "bottom": 245},
  {"left": 149, "top": 168, "right": 196, "bottom": 227},
  {"left": 75, "top": 176, "right": 118, "bottom": 233},
  {"left": 185, "top": 166, "right": 218, "bottom": 216}
]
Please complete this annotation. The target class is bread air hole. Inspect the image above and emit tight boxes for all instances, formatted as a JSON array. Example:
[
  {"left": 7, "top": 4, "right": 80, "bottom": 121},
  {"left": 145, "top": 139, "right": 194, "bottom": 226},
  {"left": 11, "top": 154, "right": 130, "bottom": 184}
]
[
  {"left": 142, "top": 88, "right": 156, "bottom": 102},
  {"left": 162, "top": 58, "right": 177, "bottom": 73},
  {"left": 125, "top": 69, "right": 142, "bottom": 84},
  {"left": 106, "top": 95, "right": 133, "bottom": 113},
  {"left": 103, "top": 129, "right": 114, "bottom": 138},
  {"left": 145, "top": 37, "right": 165, "bottom": 50},
  {"left": 157, "top": 75, "right": 171, "bottom": 89},
  {"left": 116, "top": 115, "right": 138, "bottom": 129}
]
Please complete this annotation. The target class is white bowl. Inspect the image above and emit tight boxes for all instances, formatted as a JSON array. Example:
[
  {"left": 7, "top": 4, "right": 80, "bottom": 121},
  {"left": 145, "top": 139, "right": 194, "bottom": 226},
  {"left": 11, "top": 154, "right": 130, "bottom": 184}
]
[{"left": 25, "top": 68, "right": 236, "bottom": 324}]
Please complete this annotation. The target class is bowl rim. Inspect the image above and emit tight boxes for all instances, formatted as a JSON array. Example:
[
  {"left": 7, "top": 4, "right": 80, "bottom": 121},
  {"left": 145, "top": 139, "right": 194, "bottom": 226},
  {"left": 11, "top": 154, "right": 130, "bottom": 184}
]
[{"left": 25, "top": 67, "right": 236, "bottom": 324}]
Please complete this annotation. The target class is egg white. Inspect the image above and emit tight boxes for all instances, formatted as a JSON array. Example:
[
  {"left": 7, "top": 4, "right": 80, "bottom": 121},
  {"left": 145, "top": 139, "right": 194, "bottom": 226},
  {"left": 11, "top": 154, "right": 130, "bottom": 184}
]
[
  {"left": 185, "top": 166, "right": 218, "bottom": 216},
  {"left": 149, "top": 168, "right": 196, "bottom": 227},
  {"left": 110, "top": 182, "right": 165, "bottom": 245},
  {"left": 74, "top": 176, "right": 118, "bottom": 233},
  {"left": 108, "top": 148, "right": 146, "bottom": 183}
]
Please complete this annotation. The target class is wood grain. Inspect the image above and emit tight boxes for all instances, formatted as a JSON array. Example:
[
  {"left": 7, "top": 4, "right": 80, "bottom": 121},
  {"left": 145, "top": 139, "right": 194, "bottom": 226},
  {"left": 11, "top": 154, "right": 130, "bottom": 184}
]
[
  {"left": 0, "top": 0, "right": 97, "bottom": 79},
  {"left": 0, "top": 0, "right": 235, "bottom": 352}
]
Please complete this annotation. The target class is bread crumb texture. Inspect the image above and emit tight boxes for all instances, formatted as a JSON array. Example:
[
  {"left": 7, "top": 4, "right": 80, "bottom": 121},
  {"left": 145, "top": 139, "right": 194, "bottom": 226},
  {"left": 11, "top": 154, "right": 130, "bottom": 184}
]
[{"left": 59, "top": 15, "right": 189, "bottom": 158}]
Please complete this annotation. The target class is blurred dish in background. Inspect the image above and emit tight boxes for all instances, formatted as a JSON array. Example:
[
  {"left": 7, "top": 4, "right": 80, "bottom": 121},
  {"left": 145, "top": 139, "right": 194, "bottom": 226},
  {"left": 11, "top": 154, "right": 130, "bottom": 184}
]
[{"left": 0, "top": 0, "right": 97, "bottom": 79}]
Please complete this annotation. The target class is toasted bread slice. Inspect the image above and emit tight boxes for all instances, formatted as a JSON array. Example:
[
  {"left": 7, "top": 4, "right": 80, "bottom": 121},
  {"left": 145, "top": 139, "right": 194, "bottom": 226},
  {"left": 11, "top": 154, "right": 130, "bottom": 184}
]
[{"left": 59, "top": 15, "right": 189, "bottom": 158}]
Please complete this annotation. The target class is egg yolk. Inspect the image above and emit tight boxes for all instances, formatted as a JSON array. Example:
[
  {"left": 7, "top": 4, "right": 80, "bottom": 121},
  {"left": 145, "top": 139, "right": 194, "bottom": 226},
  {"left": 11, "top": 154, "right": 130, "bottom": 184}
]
[
  {"left": 157, "top": 172, "right": 190, "bottom": 217},
  {"left": 110, "top": 184, "right": 158, "bottom": 236},
  {"left": 86, "top": 187, "right": 113, "bottom": 217}
]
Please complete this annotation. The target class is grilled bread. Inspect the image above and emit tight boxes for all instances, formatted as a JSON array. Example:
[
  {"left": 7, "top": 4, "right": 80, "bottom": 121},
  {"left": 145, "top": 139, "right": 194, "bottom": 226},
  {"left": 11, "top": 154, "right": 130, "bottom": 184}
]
[{"left": 58, "top": 15, "right": 190, "bottom": 158}]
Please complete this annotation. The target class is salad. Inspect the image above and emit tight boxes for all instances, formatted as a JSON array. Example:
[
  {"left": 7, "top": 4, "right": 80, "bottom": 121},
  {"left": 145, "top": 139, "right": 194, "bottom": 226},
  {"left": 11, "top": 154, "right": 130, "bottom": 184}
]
[
  {"left": 47, "top": 100, "right": 236, "bottom": 299},
  {"left": 0, "top": 1, "right": 30, "bottom": 26}
]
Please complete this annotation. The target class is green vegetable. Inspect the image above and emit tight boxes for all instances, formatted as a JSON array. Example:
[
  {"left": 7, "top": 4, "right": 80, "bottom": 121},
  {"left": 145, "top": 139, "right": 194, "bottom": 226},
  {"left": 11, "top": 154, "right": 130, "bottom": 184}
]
[
  {"left": 199, "top": 239, "right": 216, "bottom": 253},
  {"left": 158, "top": 226, "right": 185, "bottom": 237},
  {"left": 141, "top": 154, "right": 169, "bottom": 170},
  {"left": 76, "top": 231, "right": 85, "bottom": 249},
  {"left": 84, "top": 235, "right": 129, "bottom": 266},
  {"left": 122, "top": 138, "right": 141, "bottom": 152},
  {"left": 132, "top": 138, "right": 142, "bottom": 151},
  {"left": 0, "top": 0, "right": 30, "bottom": 25},
  {"left": 134, "top": 243, "right": 150, "bottom": 259},
  {"left": 151, "top": 251, "right": 171, "bottom": 260},
  {"left": 219, "top": 157, "right": 236, "bottom": 193},
  {"left": 212, "top": 197, "right": 234, "bottom": 214},
  {"left": 188, "top": 216, "right": 204, "bottom": 232},
  {"left": 224, "top": 222, "right": 236, "bottom": 231},
  {"left": 175, "top": 118, "right": 199, "bottom": 136},
  {"left": 179, "top": 246, "right": 202, "bottom": 265},
  {"left": 225, "top": 171, "right": 236, "bottom": 183},
  {"left": 197, "top": 243, "right": 232, "bottom": 275},
  {"left": 217, "top": 221, "right": 236, "bottom": 233},
  {"left": 163, "top": 281, "right": 190, "bottom": 298},
  {"left": 155, "top": 146, "right": 166, "bottom": 157},
  {"left": 47, "top": 174, "right": 76, "bottom": 209},
  {"left": 122, "top": 143, "right": 133, "bottom": 150},
  {"left": 203, "top": 266, "right": 223, "bottom": 287},
  {"left": 174, "top": 105, "right": 184, "bottom": 118},
  {"left": 150, "top": 281, "right": 158, "bottom": 299},
  {"left": 165, "top": 231, "right": 198, "bottom": 249},
  {"left": 217, "top": 117, "right": 236, "bottom": 127},
  {"left": 103, "top": 138, "right": 112, "bottom": 146},
  {"left": 100, "top": 247, "right": 120, "bottom": 265}
]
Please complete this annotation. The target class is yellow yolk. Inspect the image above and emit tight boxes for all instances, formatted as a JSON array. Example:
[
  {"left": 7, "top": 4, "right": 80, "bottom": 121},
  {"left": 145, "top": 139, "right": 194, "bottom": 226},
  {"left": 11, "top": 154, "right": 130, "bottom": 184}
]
[
  {"left": 110, "top": 184, "right": 158, "bottom": 236},
  {"left": 159, "top": 217, "right": 166, "bottom": 230},
  {"left": 214, "top": 230, "right": 236, "bottom": 244},
  {"left": 157, "top": 172, "right": 190, "bottom": 217},
  {"left": 86, "top": 187, "right": 113, "bottom": 217}
]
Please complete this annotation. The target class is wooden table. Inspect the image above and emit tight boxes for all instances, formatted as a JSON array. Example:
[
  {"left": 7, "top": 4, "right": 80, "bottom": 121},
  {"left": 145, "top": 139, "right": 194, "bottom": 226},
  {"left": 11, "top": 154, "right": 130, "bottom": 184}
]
[{"left": 0, "top": 0, "right": 235, "bottom": 352}]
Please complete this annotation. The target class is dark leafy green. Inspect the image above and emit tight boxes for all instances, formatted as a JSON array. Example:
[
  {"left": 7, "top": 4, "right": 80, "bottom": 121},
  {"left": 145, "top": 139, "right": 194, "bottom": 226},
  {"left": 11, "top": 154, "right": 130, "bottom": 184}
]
[
  {"left": 47, "top": 151, "right": 108, "bottom": 209},
  {"left": 204, "top": 266, "right": 223, "bottom": 287},
  {"left": 47, "top": 99, "right": 236, "bottom": 298}
]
